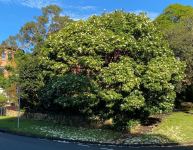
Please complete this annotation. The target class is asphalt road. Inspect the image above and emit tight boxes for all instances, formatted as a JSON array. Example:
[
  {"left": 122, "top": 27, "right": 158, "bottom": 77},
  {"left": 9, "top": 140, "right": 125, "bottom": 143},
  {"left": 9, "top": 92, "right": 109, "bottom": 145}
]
[{"left": 0, "top": 132, "right": 193, "bottom": 150}]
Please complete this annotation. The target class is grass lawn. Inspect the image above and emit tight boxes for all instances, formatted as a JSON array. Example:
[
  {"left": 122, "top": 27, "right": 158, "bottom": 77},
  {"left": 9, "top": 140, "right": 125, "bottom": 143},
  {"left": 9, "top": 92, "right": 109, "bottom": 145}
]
[
  {"left": 151, "top": 112, "right": 193, "bottom": 144},
  {"left": 1, "top": 112, "right": 193, "bottom": 145},
  {"left": 124, "top": 112, "right": 193, "bottom": 145},
  {"left": 0, "top": 116, "right": 121, "bottom": 143}
]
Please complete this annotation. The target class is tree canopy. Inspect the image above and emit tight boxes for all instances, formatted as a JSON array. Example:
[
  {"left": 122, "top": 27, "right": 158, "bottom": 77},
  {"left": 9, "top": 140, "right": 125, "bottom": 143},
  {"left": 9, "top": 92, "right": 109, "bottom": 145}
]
[
  {"left": 28, "top": 11, "right": 185, "bottom": 129},
  {"left": 155, "top": 4, "right": 193, "bottom": 31}
]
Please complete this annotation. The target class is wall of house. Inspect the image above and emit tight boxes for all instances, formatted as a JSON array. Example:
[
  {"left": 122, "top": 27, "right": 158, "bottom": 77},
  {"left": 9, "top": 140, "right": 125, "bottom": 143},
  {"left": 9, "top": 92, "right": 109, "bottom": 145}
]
[{"left": 0, "top": 48, "right": 15, "bottom": 77}]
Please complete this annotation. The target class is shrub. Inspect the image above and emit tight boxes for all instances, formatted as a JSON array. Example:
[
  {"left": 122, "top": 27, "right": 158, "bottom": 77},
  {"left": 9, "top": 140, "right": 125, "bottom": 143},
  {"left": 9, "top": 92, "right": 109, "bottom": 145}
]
[{"left": 0, "top": 94, "right": 8, "bottom": 107}]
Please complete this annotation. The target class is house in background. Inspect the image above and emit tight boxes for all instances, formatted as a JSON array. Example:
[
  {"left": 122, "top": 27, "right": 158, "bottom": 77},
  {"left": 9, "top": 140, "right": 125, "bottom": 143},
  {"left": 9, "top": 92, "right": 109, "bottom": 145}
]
[
  {"left": 0, "top": 46, "right": 16, "bottom": 77},
  {"left": 0, "top": 46, "right": 17, "bottom": 109}
]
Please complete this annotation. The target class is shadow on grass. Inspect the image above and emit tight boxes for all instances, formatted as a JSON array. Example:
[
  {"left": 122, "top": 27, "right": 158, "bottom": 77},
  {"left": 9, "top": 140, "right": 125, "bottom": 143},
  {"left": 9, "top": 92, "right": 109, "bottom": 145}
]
[
  {"left": 123, "top": 133, "right": 179, "bottom": 146},
  {"left": 122, "top": 115, "right": 185, "bottom": 146},
  {"left": 0, "top": 117, "right": 19, "bottom": 129}
]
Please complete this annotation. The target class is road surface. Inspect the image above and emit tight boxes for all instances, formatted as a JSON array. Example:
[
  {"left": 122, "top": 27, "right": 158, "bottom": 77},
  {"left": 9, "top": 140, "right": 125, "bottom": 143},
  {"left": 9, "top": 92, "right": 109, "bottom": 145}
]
[{"left": 0, "top": 132, "right": 193, "bottom": 150}]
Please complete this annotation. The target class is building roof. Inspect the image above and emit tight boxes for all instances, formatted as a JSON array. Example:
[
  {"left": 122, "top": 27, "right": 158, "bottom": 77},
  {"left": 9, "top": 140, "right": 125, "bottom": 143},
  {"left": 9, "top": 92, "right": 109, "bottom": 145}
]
[{"left": 0, "top": 45, "right": 20, "bottom": 52}]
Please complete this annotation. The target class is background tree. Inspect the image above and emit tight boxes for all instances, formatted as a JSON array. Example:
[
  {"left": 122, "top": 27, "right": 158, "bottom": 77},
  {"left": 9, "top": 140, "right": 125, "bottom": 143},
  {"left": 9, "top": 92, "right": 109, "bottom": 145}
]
[
  {"left": 1, "top": 5, "right": 73, "bottom": 52},
  {"left": 18, "top": 5, "right": 73, "bottom": 51},
  {"left": 155, "top": 4, "right": 193, "bottom": 102},
  {"left": 0, "top": 94, "right": 8, "bottom": 107},
  {"left": 0, "top": 68, "right": 16, "bottom": 104},
  {"left": 0, "top": 4, "right": 73, "bottom": 112},
  {"left": 17, "top": 54, "right": 44, "bottom": 112},
  {"left": 155, "top": 4, "right": 193, "bottom": 32},
  {"left": 1, "top": 36, "right": 18, "bottom": 49}
]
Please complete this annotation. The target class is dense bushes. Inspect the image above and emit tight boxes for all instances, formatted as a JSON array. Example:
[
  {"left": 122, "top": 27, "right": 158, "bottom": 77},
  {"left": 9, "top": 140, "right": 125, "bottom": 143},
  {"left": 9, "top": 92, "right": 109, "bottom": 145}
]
[
  {"left": 39, "top": 74, "right": 98, "bottom": 114},
  {"left": 155, "top": 4, "right": 193, "bottom": 103},
  {"left": 19, "top": 11, "right": 185, "bottom": 130}
]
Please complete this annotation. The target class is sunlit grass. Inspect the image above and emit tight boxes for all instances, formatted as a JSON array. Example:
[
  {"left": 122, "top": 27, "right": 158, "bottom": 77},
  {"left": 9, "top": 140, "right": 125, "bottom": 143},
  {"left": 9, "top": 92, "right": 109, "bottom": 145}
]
[
  {"left": 124, "top": 112, "right": 193, "bottom": 145},
  {"left": 152, "top": 112, "right": 193, "bottom": 144}
]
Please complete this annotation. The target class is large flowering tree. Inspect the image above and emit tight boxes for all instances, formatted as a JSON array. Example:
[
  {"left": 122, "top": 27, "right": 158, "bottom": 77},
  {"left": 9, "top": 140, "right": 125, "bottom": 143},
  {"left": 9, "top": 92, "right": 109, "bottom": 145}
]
[{"left": 38, "top": 11, "right": 185, "bottom": 129}]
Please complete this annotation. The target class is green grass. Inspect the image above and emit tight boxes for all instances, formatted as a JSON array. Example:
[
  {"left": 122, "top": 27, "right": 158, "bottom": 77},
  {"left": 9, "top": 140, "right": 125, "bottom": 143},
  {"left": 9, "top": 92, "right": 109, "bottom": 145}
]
[
  {"left": 124, "top": 112, "right": 193, "bottom": 145},
  {"left": 189, "top": 109, "right": 193, "bottom": 113},
  {"left": 1, "top": 112, "right": 193, "bottom": 144},
  {"left": 0, "top": 116, "right": 121, "bottom": 143},
  {"left": 151, "top": 112, "right": 193, "bottom": 144}
]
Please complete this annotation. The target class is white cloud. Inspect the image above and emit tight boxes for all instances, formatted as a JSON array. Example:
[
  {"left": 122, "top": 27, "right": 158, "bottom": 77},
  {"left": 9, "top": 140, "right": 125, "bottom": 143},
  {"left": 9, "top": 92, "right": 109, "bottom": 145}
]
[
  {"left": 63, "top": 5, "right": 96, "bottom": 11},
  {"left": 61, "top": 5, "right": 96, "bottom": 20},
  {"left": 0, "top": 0, "right": 60, "bottom": 9},
  {"left": 0, "top": 1, "right": 159, "bottom": 20},
  {"left": 62, "top": 11, "right": 91, "bottom": 21},
  {"left": 131, "top": 10, "right": 160, "bottom": 20},
  {"left": 0, "top": 0, "right": 97, "bottom": 20},
  {"left": 79, "top": 6, "right": 96, "bottom": 10},
  {"left": 0, "top": 0, "right": 96, "bottom": 10},
  {"left": 21, "top": 0, "right": 59, "bottom": 9}
]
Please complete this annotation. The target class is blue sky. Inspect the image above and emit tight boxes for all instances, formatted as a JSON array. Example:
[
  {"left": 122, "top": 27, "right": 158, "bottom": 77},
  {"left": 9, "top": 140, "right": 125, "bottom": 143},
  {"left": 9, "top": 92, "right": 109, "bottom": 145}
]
[{"left": 0, "top": 0, "right": 193, "bottom": 42}]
